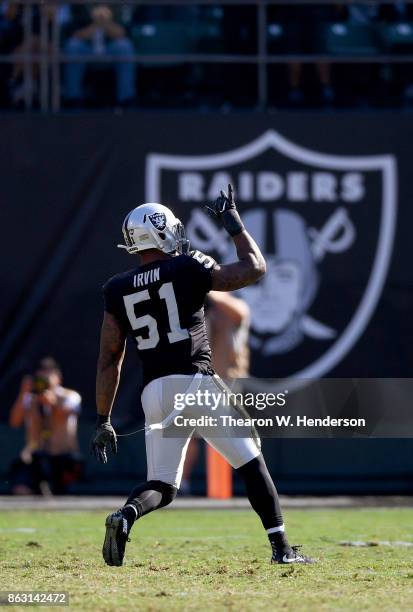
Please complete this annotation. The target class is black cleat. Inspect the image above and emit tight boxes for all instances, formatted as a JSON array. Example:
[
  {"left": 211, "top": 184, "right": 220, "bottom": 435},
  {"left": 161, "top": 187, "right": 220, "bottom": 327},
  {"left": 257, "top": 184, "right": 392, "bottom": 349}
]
[
  {"left": 271, "top": 544, "right": 315, "bottom": 565},
  {"left": 102, "top": 510, "right": 131, "bottom": 566}
]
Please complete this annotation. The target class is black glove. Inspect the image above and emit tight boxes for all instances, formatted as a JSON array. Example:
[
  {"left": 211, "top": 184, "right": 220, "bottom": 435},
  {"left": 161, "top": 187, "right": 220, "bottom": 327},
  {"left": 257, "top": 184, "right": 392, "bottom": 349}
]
[
  {"left": 90, "top": 415, "right": 117, "bottom": 464},
  {"left": 204, "top": 184, "right": 245, "bottom": 237}
]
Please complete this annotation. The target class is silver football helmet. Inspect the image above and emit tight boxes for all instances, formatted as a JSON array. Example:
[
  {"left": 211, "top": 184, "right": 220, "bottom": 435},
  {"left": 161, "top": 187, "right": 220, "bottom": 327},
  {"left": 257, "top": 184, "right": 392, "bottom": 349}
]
[{"left": 117, "top": 203, "right": 189, "bottom": 255}]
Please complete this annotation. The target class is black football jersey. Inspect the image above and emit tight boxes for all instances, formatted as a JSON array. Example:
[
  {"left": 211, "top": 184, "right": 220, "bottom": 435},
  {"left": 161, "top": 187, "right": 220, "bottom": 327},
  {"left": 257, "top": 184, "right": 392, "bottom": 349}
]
[{"left": 103, "top": 251, "right": 216, "bottom": 386}]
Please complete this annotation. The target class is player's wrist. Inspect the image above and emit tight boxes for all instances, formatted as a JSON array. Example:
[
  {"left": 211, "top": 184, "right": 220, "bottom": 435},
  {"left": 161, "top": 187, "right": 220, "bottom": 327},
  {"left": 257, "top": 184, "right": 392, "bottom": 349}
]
[
  {"left": 222, "top": 209, "right": 245, "bottom": 237},
  {"left": 96, "top": 413, "right": 111, "bottom": 426}
]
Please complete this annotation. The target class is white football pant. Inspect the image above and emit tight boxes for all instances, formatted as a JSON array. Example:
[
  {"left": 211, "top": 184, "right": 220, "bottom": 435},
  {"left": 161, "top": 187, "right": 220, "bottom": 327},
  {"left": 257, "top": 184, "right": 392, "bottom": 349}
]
[{"left": 141, "top": 373, "right": 260, "bottom": 488}]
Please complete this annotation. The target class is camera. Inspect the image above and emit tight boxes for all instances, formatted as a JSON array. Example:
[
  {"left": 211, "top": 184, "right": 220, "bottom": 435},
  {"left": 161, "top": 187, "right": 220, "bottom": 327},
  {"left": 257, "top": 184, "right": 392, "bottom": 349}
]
[{"left": 32, "top": 375, "right": 50, "bottom": 395}]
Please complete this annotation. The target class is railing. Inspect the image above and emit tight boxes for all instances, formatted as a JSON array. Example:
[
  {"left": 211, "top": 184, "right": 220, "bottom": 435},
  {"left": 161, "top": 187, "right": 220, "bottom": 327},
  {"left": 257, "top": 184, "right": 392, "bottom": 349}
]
[{"left": 2, "top": 0, "right": 413, "bottom": 111}]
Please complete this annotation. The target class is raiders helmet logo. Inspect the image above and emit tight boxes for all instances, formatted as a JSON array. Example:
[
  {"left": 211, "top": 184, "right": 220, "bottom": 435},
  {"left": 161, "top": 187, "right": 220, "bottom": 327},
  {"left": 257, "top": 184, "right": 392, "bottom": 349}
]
[
  {"left": 146, "top": 130, "right": 397, "bottom": 381},
  {"left": 148, "top": 212, "right": 167, "bottom": 231}
]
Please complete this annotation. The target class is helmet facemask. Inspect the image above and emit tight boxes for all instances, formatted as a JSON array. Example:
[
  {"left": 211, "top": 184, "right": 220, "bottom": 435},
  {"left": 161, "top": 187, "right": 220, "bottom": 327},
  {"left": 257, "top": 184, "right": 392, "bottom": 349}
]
[{"left": 173, "top": 221, "right": 190, "bottom": 255}]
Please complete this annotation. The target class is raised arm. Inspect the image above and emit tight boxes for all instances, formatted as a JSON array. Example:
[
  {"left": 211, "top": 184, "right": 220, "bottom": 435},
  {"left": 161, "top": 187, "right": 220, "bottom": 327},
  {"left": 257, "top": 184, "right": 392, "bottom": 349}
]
[
  {"left": 9, "top": 376, "right": 32, "bottom": 428},
  {"left": 92, "top": 312, "right": 126, "bottom": 463},
  {"left": 205, "top": 184, "right": 266, "bottom": 291}
]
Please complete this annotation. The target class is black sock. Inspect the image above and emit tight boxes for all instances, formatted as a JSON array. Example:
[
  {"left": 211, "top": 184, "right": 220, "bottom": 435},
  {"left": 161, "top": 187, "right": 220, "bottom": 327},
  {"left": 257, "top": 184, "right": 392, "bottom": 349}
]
[
  {"left": 121, "top": 505, "right": 138, "bottom": 526},
  {"left": 268, "top": 531, "right": 290, "bottom": 554}
]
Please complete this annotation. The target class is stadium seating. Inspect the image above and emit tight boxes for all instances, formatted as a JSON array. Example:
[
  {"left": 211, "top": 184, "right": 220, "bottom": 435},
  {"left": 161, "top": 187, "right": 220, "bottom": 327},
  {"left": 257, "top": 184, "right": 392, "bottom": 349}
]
[
  {"left": 132, "top": 22, "right": 193, "bottom": 58},
  {"left": 131, "top": 19, "right": 224, "bottom": 57},
  {"left": 324, "top": 22, "right": 380, "bottom": 56},
  {"left": 378, "top": 22, "right": 413, "bottom": 53},
  {"left": 267, "top": 23, "right": 286, "bottom": 54}
]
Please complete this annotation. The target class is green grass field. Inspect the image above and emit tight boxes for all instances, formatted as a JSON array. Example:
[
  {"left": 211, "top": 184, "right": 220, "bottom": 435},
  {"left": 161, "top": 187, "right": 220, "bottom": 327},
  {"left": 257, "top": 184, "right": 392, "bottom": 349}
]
[{"left": 0, "top": 508, "right": 412, "bottom": 611}]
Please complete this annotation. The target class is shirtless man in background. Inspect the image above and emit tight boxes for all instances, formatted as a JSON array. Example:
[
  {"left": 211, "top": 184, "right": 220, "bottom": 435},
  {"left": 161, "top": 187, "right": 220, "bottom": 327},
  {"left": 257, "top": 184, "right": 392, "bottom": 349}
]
[
  {"left": 180, "top": 291, "right": 250, "bottom": 494},
  {"left": 9, "top": 357, "right": 82, "bottom": 495}
]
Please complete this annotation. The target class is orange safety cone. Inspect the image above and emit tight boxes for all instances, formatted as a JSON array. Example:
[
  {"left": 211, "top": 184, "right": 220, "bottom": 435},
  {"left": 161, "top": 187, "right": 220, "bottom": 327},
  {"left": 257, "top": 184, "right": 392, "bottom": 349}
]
[{"left": 206, "top": 445, "right": 232, "bottom": 498}]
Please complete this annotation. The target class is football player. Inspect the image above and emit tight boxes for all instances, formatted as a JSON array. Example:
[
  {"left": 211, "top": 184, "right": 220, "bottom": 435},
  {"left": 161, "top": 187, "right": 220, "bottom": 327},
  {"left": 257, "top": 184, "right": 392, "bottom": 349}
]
[{"left": 91, "top": 184, "right": 314, "bottom": 566}]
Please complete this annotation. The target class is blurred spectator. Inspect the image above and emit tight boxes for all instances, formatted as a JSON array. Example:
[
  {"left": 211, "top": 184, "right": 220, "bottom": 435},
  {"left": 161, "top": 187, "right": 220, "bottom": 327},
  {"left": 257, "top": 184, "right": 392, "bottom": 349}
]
[
  {"left": 347, "top": 3, "right": 379, "bottom": 24},
  {"left": 0, "top": 2, "right": 19, "bottom": 104},
  {"left": 342, "top": 2, "right": 413, "bottom": 107},
  {"left": 9, "top": 357, "right": 83, "bottom": 495},
  {"left": 3, "top": 2, "right": 413, "bottom": 111},
  {"left": 378, "top": 2, "right": 412, "bottom": 22},
  {"left": 206, "top": 291, "right": 250, "bottom": 380},
  {"left": 63, "top": 3, "right": 135, "bottom": 106},
  {"left": 0, "top": 1, "right": 22, "bottom": 106},
  {"left": 377, "top": 3, "right": 413, "bottom": 104},
  {"left": 0, "top": 2, "right": 22, "bottom": 53},
  {"left": 222, "top": 4, "right": 257, "bottom": 55},
  {"left": 181, "top": 292, "right": 250, "bottom": 495},
  {"left": 5, "top": 3, "right": 70, "bottom": 107},
  {"left": 288, "top": 61, "right": 334, "bottom": 106},
  {"left": 268, "top": 5, "right": 339, "bottom": 106}
]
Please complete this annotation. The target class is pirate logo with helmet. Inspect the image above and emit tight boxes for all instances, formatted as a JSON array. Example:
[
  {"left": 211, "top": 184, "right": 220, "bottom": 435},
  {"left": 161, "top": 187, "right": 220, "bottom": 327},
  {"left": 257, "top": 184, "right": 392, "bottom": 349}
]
[{"left": 146, "top": 130, "right": 397, "bottom": 379}]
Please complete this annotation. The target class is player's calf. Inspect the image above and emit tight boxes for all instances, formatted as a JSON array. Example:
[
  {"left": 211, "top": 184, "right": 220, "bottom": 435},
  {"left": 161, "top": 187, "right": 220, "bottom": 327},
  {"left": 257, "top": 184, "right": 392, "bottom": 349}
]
[
  {"left": 124, "top": 479, "right": 177, "bottom": 519},
  {"left": 236, "top": 455, "right": 316, "bottom": 564}
]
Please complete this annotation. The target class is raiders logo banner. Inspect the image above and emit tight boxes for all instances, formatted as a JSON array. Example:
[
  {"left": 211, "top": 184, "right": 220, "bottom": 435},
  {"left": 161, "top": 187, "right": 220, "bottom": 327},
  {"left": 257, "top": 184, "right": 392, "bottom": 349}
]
[{"left": 146, "top": 130, "right": 397, "bottom": 381}]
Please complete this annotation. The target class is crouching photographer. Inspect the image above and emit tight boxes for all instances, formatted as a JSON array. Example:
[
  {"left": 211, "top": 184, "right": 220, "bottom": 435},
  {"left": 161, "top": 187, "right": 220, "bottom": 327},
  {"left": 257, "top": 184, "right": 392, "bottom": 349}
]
[{"left": 9, "top": 357, "right": 84, "bottom": 495}]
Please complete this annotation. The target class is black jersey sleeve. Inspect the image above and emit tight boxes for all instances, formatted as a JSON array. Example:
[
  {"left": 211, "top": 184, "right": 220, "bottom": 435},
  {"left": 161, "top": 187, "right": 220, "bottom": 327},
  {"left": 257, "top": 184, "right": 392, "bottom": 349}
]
[
  {"left": 102, "top": 277, "right": 128, "bottom": 328},
  {"left": 102, "top": 279, "right": 116, "bottom": 315},
  {"left": 187, "top": 250, "right": 216, "bottom": 296}
]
